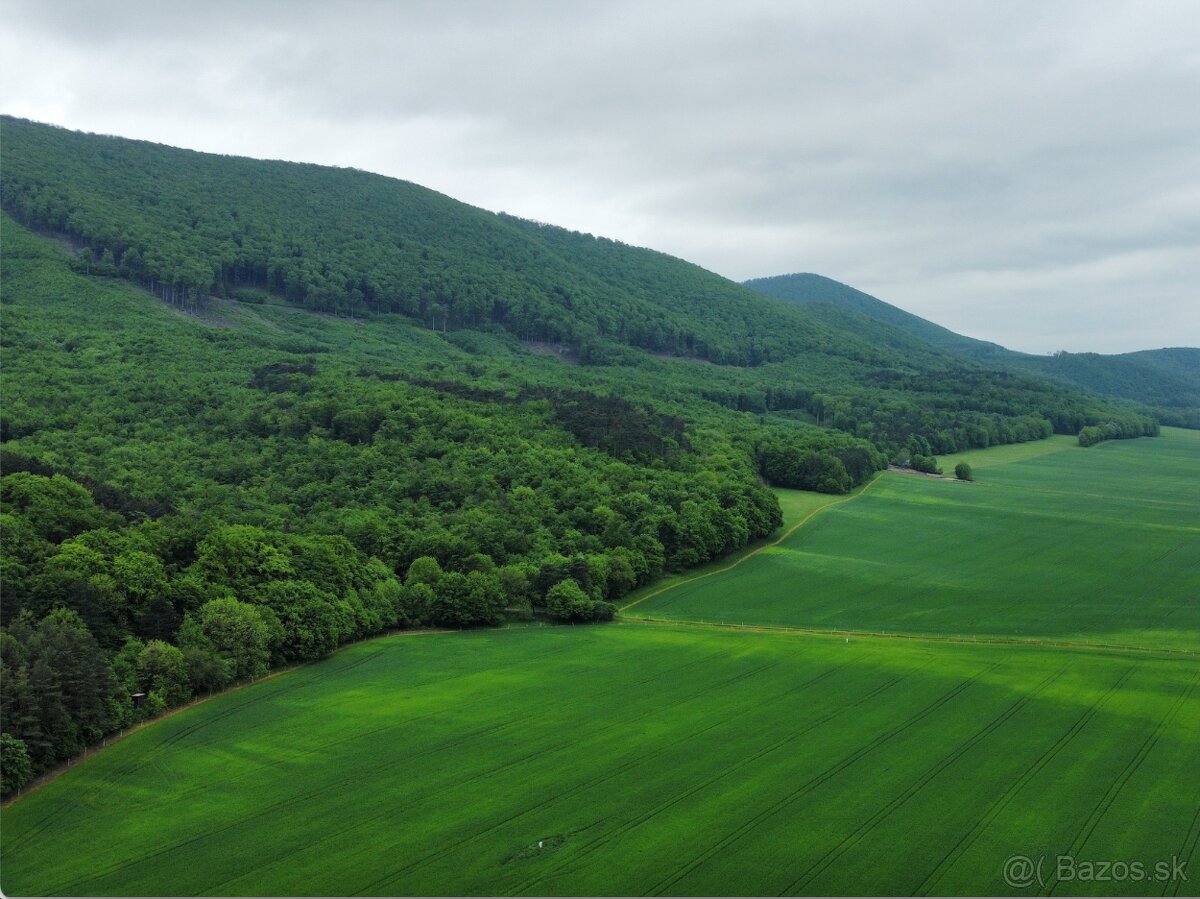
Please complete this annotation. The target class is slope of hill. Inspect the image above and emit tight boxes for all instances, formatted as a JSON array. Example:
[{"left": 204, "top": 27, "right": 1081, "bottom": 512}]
[
  {"left": 0, "top": 118, "right": 1158, "bottom": 448},
  {"left": 1, "top": 116, "right": 900, "bottom": 369},
  {"left": 1031, "top": 348, "right": 1200, "bottom": 413},
  {"left": 746, "top": 272, "right": 1199, "bottom": 419},
  {"left": 0, "top": 119, "right": 1162, "bottom": 793}
]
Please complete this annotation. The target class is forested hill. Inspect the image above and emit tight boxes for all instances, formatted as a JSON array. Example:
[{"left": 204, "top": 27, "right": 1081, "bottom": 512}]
[
  {"left": 0, "top": 119, "right": 1165, "bottom": 791},
  {"left": 746, "top": 272, "right": 1200, "bottom": 424},
  {"left": 3, "top": 115, "right": 893, "bottom": 368},
  {"left": 743, "top": 273, "right": 1010, "bottom": 361},
  {"left": 0, "top": 116, "right": 1162, "bottom": 454},
  {"left": 1027, "top": 349, "right": 1200, "bottom": 419}
]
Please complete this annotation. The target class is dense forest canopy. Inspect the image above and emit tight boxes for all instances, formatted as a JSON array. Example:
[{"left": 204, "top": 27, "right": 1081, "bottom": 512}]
[
  {"left": 3, "top": 115, "right": 872, "bottom": 367},
  {"left": 0, "top": 118, "right": 1164, "bottom": 794}
]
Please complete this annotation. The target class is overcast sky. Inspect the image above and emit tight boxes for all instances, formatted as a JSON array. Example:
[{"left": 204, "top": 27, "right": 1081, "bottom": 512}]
[{"left": 3, "top": 0, "right": 1197, "bottom": 353}]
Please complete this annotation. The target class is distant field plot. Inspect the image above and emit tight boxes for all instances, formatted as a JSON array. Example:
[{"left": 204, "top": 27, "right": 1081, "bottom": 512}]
[
  {"left": 617, "top": 487, "right": 853, "bottom": 608},
  {"left": 631, "top": 430, "right": 1200, "bottom": 651},
  {"left": 2, "top": 625, "right": 1196, "bottom": 896},
  {"left": 938, "top": 433, "right": 1077, "bottom": 469}
]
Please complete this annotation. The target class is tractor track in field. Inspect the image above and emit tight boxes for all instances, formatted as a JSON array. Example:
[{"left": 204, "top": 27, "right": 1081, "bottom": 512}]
[
  {"left": 913, "top": 665, "right": 1139, "bottom": 895},
  {"left": 43, "top": 644, "right": 746, "bottom": 895},
  {"left": 214, "top": 665, "right": 786, "bottom": 896},
  {"left": 618, "top": 615, "right": 1198, "bottom": 658},
  {"left": 0, "top": 654, "right": 335, "bottom": 852},
  {"left": 18, "top": 632, "right": 717, "bottom": 869},
  {"left": 216, "top": 654, "right": 797, "bottom": 896},
  {"left": 342, "top": 658, "right": 789, "bottom": 895},
  {"left": 1040, "top": 669, "right": 1200, "bottom": 896},
  {"left": 96, "top": 639, "right": 608, "bottom": 810},
  {"left": 45, "top": 643, "right": 797, "bottom": 896},
  {"left": 645, "top": 665, "right": 998, "bottom": 896},
  {"left": 345, "top": 661, "right": 858, "bottom": 898},
  {"left": 1167, "top": 805, "right": 1200, "bottom": 897},
  {"left": 507, "top": 663, "right": 925, "bottom": 896},
  {"left": 779, "top": 667, "right": 1068, "bottom": 895},
  {"left": 0, "top": 630, "right": 464, "bottom": 813},
  {"left": 618, "top": 473, "right": 886, "bottom": 613}
]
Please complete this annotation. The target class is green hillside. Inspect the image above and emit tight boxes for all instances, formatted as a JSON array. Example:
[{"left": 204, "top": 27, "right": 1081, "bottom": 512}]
[
  {"left": 744, "top": 272, "right": 1011, "bottom": 361},
  {"left": 2, "top": 118, "right": 1196, "bottom": 897},
  {"left": 1032, "top": 349, "right": 1200, "bottom": 415},
  {"left": 0, "top": 116, "right": 904, "bottom": 369},
  {"left": 746, "top": 272, "right": 1200, "bottom": 420},
  {"left": 0, "top": 119, "right": 1163, "bottom": 796},
  {"left": 0, "top": 118, "right": 1158, "bottom": 449}
]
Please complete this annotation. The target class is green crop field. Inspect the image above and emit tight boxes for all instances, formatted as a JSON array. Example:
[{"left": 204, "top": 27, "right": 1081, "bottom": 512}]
[
  {"left": 3, "top": 430, "right": 1197, "bottom": 896},
  {"left": 2, "top": 624, "right": 1197, "bottom": 896},
  {"left": 628, "top": 429, "right": 1200, "bottom": 651}
]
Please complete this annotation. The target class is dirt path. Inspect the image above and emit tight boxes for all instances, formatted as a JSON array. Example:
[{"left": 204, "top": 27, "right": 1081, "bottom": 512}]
[
  {"left": 619, "top": 472, "right": 885, "bottom": 613},
  {"left": 887, "top": 464, "right": 956, "bottom": 480},
  {"left": 619, "top": 615, "right": 1197, "bottom": 658}
]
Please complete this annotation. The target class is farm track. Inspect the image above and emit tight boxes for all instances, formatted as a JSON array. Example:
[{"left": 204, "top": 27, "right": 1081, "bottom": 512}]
[
  {"left": 346, "top": 662, "right": 861, "bottom": 897},
  {"left": 1039, "top": 670, "right": 1200, "bottom": 896},
  {"left": 0, "top": 631, "right": 453, "bottom": 812},
  {"left": 645, "top": 667, "right": 997, "bottom": 895},
  {"left": 507, "top": 665, "right": 924, "bottom": 895},
  {"left": 913, "top": 666, "right": 1139, "bottom": 895},
  {"left": 1168, "top": 806, "right": 1200, "bottom": 898},
  {"left": 45, "top": 643, "right": 750, "bottom": 896},
  {"left": 778, "top": 666, "right": 1069, "bottom": 895},
  {"left": 6, "top": 625, "right": 1196, "bottom": 898},
  {"left": 620, "top": 615, "right": 1198, "bottom": 658},
  {"left": 333, "top": 657, "right": 787, "bottom": 895}
]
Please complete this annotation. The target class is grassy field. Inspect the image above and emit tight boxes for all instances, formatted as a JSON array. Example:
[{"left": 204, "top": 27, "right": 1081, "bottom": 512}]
[
  {"left": 628, "top": 429, "right": 1200, "bottom": 651},
  {"left": 4, "top": 430, "right": 1197, "bottom": 896},
  {"left": 2, "top": 624, "right": 1196, "bottom": 896},
  {"left": 618, "top": 485, "right": 866, "bottom": 610},
  {"left": 937, "top": 433, "right": 1078, "bottom": 469}
]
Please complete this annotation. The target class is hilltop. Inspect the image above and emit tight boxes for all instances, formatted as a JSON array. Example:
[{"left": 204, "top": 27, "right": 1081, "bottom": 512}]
[{"left": 745, "top": 272, "right": 1200, "bottom": 425}]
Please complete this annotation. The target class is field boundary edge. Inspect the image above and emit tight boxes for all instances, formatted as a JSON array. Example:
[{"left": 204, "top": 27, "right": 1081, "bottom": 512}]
[{"left": 619, "top": 472, "right": 886, "bottom": 613}]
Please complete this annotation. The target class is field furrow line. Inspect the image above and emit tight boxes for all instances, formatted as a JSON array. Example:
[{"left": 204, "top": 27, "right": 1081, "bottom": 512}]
[
  {"left": 346, "top": 659, "right": 789, "bottom": 895},
  {"left": 343, "top": 663, "right": 851, "bottom": 897},
  {"left": 8, "top": 630, "right": 587, "bottom": 816},
  {"left": 2, "top": 659, "right": 335, "bottom": 852},
  {"left": 1042, "top": 670, "right": 1199, "bottom": 896},
  {"left": 48, "top": 654, "right": 788, "bottom": 896},
  {"left": 914, "top": 665, "right": 1139, "bottom": 895},
  {"left": 507, "top": 666, "right": 921, "bottom": 896},
  {"left": 74, "top": 640, "right": 735, "bottom": 821},
  {"left": 781, "top": 667, "right": 1068, "bottom": 895},
  {"left": 645, "top": 666, "right": 995, "bottom": 896},
  {"left": 1165, "top": 804, "right": 1200, "bottom": 897}
]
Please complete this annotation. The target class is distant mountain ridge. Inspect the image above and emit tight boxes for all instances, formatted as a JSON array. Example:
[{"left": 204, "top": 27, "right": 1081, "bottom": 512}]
[{"left": 745, "top": 273, "right": 1199, "bottom": 419}]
